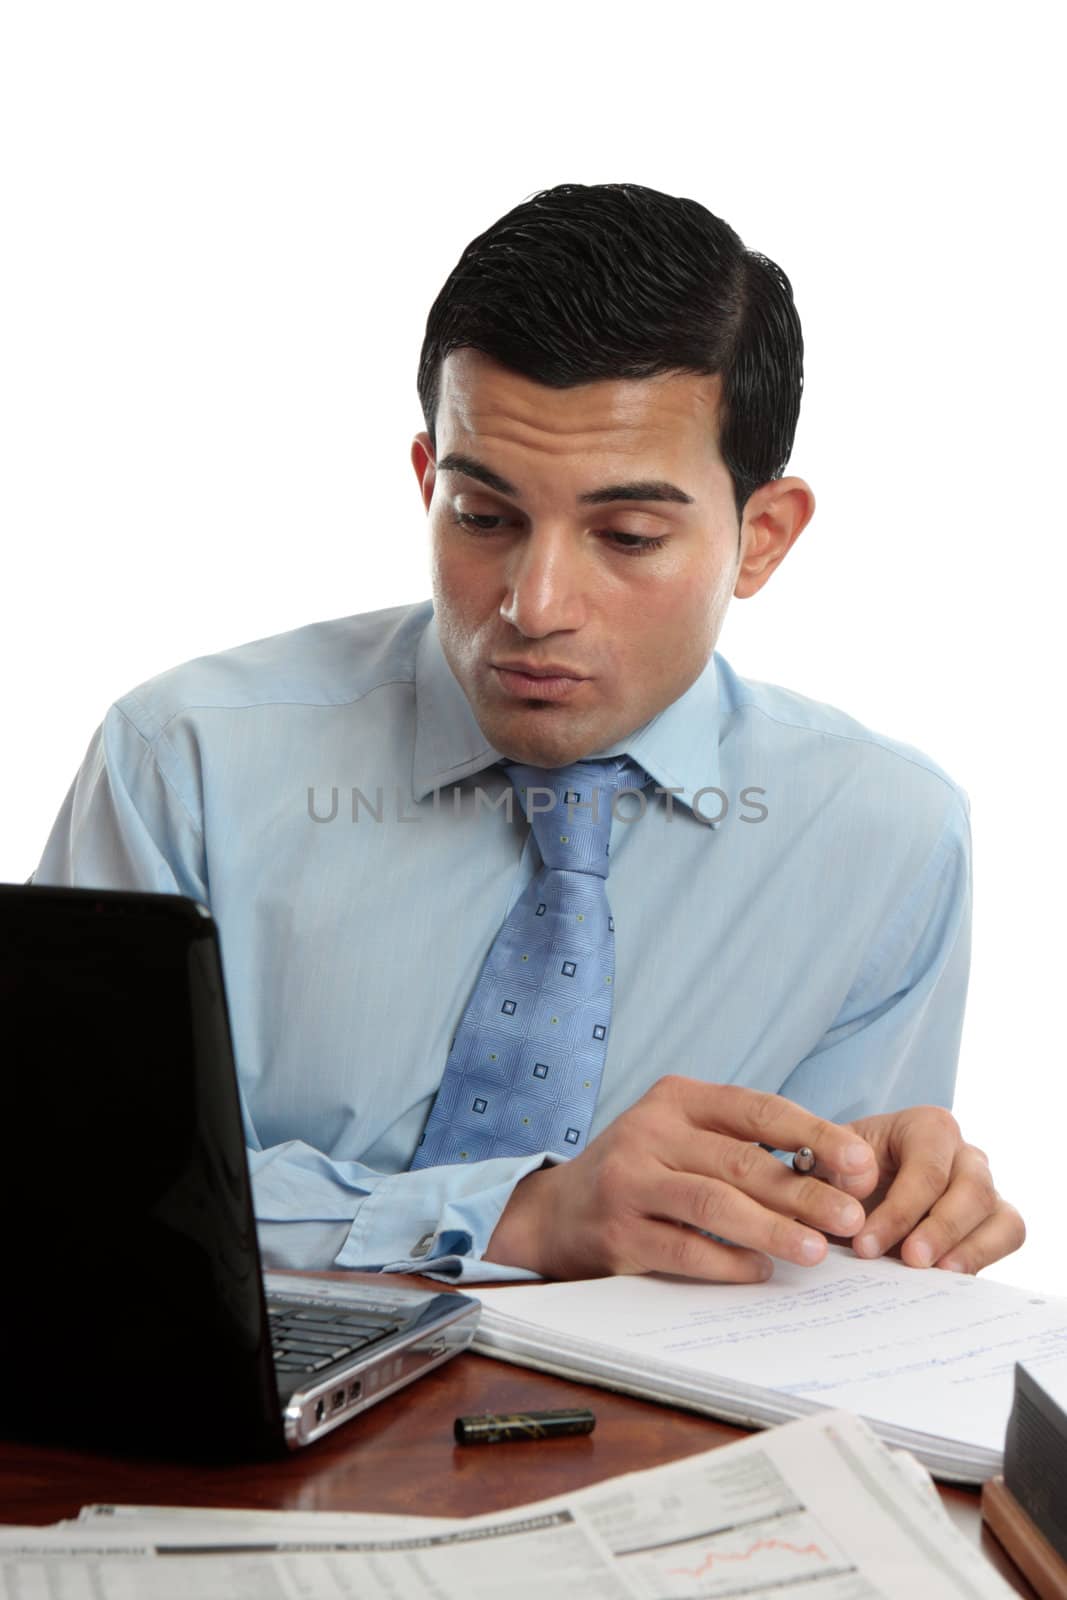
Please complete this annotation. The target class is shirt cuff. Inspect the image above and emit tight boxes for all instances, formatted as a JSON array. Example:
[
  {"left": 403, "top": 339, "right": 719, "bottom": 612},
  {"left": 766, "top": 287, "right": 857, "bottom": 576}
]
[
  {"left": 386, "top": 1252, "right": 545, "bottom": 1285},
  {"left": 333, "top": 1150, "right": 553, "bottom": 1280}
]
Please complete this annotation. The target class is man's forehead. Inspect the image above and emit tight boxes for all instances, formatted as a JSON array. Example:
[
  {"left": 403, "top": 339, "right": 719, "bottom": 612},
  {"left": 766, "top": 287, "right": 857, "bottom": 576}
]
[{"left": 436, "top": 349, "right": 724, "bottom": 459}]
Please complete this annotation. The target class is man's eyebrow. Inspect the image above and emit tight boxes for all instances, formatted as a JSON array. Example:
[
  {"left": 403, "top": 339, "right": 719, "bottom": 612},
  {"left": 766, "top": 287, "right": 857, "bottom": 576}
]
[{"left": 436, "top": 452, "right": 694, "bottom": 506}]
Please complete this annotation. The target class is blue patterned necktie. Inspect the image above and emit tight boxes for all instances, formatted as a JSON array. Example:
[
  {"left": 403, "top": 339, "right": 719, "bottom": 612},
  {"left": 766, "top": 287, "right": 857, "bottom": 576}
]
[{"left": 410, "top": 757, "right": 647, "bottom": 1169}]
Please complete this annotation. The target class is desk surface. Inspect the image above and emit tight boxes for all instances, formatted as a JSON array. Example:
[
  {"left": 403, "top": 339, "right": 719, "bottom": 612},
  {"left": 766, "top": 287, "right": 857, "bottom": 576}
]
[{"left": 0, "top": 1284, "right": 1035, "bottom": 1597}]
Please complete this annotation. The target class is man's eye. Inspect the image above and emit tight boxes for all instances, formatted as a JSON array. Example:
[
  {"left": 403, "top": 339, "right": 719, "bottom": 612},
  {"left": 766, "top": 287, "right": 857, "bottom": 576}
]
[
  {"left": 452, "top": 513, "right": 666, "bottom": 554},
  {"left": 602, "top": 531, "right": 668, "bottom": 553},
  {"left": 453, "top": 513, "right": 505, "bottom": 532}
]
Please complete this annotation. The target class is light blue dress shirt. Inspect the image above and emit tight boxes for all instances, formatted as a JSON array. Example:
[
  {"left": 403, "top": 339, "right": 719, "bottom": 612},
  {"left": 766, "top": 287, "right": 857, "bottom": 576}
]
[{"left": 32, "top": 600, "right": 972, "bottom": 1282}]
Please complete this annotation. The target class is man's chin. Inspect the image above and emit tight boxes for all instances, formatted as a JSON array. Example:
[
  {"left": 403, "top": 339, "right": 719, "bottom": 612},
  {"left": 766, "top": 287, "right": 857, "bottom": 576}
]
[{"left": 479, "top": 703, "right": 611, "bottom": 769}]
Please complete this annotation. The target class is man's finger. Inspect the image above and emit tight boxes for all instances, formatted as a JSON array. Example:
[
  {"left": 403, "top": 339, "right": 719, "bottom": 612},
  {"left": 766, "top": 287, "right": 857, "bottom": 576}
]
[
  {"left": 647, "top": 1168, "right": 842, "bottom": 1268},
  {"left": 672, "top": 1130, "right": 868, "bottom": 1241},
  {"left": 662, "top": 1078, "right": 877, "bottom": 1184},
  {"left": 805, "top": 1155, "right": 882, "bottom": 1201},
  {"left": 849, "top": 1110, "right": 959, "bottom": 1257},
  {"left": 895, "top": 1147, "right": 996, "bottom": 1268},
  {"left": 627, "top": 1216, "right": 775, "bottom": 1283},
  {"left": 935, "top": 1201, "right": 1027, "bottom": 1276}
]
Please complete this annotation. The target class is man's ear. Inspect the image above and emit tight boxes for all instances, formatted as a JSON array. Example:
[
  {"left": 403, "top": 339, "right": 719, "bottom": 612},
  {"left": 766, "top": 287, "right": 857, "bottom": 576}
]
[
  {"left": 411, "top": 433, "right": 436, "bottom": 512},
  {"left": 734, "top": 476, "right": 815, "bottom": 599}
]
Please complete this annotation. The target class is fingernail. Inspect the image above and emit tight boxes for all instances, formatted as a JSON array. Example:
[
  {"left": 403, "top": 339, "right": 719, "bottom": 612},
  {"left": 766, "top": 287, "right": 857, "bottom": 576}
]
[
  {"left": 911, "top": 1240, "right": 933, "bottom": 1267},
  {"left": 856, "top": 1232, "right": 880, "bottom": 1258},
  {"left": 940, "top": 1257, "right": 964, "bottom": 1273},
  {"left": 756, "top": 1257, "right": 774, "bottom": 1280},
  {"left": 843, "top": 1143, "right": 873, "bottom": 1171},
  {"left": 836, "top": 1202, "right": 865, "bottom": 1232},
  {"left": 799, "top": 1235, "right": 826, "bottom": 1263}
]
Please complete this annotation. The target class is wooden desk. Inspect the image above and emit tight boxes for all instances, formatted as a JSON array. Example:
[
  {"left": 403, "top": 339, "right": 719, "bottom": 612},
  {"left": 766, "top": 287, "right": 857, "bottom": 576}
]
[
  {"left": 0, "top": 1287, "right": 1036, "bottom": 1597},
  {"left": 0, "top": 1360, "right": 1037, "bottom": 1594}
]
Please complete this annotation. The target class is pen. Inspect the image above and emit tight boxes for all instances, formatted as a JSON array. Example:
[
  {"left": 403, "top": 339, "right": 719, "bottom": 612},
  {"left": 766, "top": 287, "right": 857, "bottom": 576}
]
[
  {"left": 758, "top": 1142, "right": 817, "bottom": 1174},
  {"left": 453, "top": 1408, "right": 596, "bottom": 1444}
]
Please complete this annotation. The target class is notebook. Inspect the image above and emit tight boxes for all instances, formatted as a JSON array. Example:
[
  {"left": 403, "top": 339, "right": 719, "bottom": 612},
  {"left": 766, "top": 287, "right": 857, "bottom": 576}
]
[
  {"left": 471, "top": 1253, "right": 1067, "bottom": 1483},
  {"left": 0, "top": 882, "right": 479, "bottom": 1457}
]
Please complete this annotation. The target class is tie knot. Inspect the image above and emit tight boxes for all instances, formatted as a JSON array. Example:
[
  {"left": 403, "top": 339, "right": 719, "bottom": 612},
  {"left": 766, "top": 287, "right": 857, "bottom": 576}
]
[{"left": 504, "top": 758, "right": 646, "bottom": 876}]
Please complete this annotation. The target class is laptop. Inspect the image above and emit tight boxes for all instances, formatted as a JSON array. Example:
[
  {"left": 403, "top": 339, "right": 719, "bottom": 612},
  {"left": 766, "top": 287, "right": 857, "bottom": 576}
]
[{"left": 0, "top": 883, "right": 480, "bottom": 1456}]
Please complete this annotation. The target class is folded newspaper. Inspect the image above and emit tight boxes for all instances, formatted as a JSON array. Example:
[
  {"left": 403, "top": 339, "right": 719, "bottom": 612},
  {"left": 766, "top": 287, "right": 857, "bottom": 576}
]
[
  {"left": 471, "top": 1246, "right": 1067, "bottom": 1484},
  {"left": 0, "top": 1411, "right": 1015, "bottom": 1598}
]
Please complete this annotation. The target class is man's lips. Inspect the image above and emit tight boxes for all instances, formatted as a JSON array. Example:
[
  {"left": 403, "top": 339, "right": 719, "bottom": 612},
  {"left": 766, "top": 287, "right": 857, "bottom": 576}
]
[
  {"left": 492, "top": 659, "right": 585, "bottom": 679},
  {"left": 490, "top": 660, "right": 589, "bottom": 702}
]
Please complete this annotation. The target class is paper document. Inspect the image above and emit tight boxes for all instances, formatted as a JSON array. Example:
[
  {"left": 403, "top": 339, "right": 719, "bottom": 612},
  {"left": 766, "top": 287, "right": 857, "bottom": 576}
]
[
  {"left": 0, "top": 1411, "right": 1015, "bottom": 1597},
  {"left": 472, "top": 1246, "right": 1067, "bottom": 1481}
]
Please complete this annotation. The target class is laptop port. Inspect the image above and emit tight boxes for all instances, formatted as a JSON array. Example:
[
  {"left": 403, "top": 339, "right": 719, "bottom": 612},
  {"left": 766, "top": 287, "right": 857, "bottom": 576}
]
[
  {"left": 315, "top": 1399, "right": 325, "bottom": 1423},
  {"left": 347, "top": 1380, "right": 362, "bottom": 1403},
  {"left": 331, "top": 1388, "right": 345, "bottom": 1411}
]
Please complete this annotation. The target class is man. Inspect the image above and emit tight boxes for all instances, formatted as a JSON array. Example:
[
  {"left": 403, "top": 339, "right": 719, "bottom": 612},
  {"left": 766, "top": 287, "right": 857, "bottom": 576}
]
[{"left": 32, "top": 182, "right": 1023, "bottom": 1284}]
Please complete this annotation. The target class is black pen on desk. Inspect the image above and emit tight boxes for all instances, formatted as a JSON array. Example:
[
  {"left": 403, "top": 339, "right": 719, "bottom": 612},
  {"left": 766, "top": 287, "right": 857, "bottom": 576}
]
[{"left": 454, "top": 1408, "right": 596, "bottom": 1445}]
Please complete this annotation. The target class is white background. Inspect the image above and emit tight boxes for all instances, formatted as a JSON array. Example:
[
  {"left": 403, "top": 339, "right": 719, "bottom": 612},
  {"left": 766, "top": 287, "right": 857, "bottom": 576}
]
[{"left": 2, "top": 3, "right": 1063, "bottom": 1293}]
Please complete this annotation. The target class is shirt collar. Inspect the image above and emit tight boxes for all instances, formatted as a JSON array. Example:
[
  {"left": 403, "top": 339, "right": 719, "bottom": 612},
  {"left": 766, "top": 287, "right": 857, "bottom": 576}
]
[{"left": 412, "top": 609, "right": 722, "bottom": 822}]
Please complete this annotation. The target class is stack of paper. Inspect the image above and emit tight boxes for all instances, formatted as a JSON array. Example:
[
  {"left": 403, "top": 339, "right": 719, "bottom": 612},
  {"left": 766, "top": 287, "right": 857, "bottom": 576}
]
[
  {"left": 0, "top": 1411, "right": 1017, "bottom": 1597},
  {"left": 473, "top": 1246, "right": 1067, "bottom": 1483}
]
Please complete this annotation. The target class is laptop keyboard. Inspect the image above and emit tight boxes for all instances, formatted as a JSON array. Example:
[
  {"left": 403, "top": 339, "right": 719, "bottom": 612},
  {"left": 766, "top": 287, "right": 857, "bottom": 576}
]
[{"left": 268, "top": 1302, "right": 402, "bottom": 1376}]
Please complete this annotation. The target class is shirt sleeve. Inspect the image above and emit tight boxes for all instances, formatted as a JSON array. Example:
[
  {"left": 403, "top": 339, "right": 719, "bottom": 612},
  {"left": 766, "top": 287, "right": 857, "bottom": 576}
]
[
  {"left": 32, "top": 705, "right": 547, "bottom": 1284},
  {"left": 774, "top": 788, "right": 973, "bottom": 1124}
]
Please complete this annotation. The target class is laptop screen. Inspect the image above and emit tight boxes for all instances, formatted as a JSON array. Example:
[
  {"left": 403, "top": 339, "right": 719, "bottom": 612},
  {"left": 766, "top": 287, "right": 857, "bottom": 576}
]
[{"left": 0, "top": 884, "right": 282, "bottom": 1455}]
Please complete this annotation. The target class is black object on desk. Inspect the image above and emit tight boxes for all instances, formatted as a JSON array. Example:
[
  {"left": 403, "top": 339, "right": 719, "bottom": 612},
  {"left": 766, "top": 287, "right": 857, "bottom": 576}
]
[
  {"left": 0, "top": 884, "right": 478, "bottom": 1458},
  {"left": 454, "top": 1408, "right": 597, "bottom": 1444},
  {"left": 1005, "top": 1361, "right": 1067, "bottom": 1563}
]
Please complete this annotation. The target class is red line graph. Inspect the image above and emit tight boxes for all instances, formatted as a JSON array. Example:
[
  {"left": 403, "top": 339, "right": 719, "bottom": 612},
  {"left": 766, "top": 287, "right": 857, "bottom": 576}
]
[{"left": 668, "top": 1537, "right": 829, "bottom": 1577}]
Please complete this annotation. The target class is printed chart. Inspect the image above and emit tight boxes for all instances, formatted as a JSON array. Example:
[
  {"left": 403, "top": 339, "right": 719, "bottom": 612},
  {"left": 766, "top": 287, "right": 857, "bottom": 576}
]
[{"left": 604, "top": 1450, "right": 880, "bottom": 1598}]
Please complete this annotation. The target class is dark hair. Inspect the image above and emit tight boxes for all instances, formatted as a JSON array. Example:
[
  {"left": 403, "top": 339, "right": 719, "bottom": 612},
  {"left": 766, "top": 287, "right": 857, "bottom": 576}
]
[{"left": 416, "top": 182, "right": 804, "bottom": 524}]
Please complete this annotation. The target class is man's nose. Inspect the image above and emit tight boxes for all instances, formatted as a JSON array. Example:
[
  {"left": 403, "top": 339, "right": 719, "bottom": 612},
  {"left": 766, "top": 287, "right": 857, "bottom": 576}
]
[{"left": 498, "top": 528, "right": 587, "bottom": 638}]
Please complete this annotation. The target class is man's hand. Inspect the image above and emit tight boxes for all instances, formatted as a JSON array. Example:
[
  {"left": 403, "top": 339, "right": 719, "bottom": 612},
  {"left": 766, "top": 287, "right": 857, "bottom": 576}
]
[
  {"left": 486, "top": 1075, "right": 879, "bottom": 1281},
  {"left": 815, "top": 1106, "right": 1025, "bottom": 1274}
]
